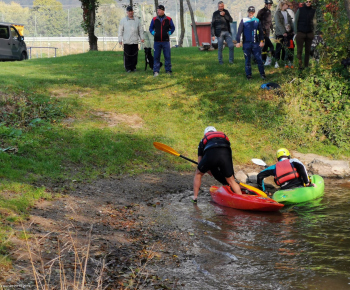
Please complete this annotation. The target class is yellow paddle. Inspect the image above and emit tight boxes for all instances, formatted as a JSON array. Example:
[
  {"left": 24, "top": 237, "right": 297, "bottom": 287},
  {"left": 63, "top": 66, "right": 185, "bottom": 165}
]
[{"left": 153, "top": 142, "right": 268, "bottom": 198}]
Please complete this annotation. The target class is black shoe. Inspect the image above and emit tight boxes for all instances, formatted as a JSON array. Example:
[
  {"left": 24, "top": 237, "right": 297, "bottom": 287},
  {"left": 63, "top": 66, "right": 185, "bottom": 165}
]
[
  {"left": 246, "top": 75, "right": 252, "bottom": 80},
  {"left": 191, "top": 199, "right": 197, "bottom": 204},
  {"left": 261, "top": 74, "right": 266, "bottom": 80}
]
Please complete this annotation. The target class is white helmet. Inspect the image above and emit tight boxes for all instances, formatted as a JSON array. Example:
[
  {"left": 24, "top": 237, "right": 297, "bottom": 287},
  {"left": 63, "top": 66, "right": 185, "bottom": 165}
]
[{"left": 204, "top": 126, "right": 217, "bottom": 135}]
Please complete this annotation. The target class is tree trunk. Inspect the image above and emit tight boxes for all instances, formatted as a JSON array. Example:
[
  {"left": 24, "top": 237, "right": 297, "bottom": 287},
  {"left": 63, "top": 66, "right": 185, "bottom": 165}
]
[
  {"left": 178, "top": 0, "right": 185, "bottom": 47},
  {"left": 88, "top": 0, "right": 98, "bottom": 51},
  {"left": 186, "top": 0, "right": 199, "bottom": 47},
  {"left": 154, "top": 0, "right": 159, "bottom": 13},
  {"left": 130, "top": 0, "right": 133, "bottom": 7},
  {"left": 344, "top": 0, "right": 350, "bottom": 25}
]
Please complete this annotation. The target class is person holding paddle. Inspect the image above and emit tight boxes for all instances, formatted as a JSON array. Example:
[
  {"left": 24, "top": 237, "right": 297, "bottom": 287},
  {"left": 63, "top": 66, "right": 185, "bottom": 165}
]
[
  {"left": 193, "top": 126, "right": 242, "bottom": 203},
  {"left": 257, "top": 148, "right": 311, "bottom": 194}
]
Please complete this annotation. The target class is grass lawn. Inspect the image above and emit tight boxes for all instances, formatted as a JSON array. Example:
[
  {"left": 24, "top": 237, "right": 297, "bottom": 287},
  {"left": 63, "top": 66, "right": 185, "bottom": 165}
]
[{"left": 0, "top": 47, "right": 348, "bottom": 266}]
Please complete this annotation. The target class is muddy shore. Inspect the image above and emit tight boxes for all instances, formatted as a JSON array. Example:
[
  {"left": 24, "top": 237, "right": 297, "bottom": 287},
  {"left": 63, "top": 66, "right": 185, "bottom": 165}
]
[
  {"left": 2, "top": 162, "right": 349, "bottom": 289},
  {"left": 1, "top": 170, "right": 216, "bottom": 289}
]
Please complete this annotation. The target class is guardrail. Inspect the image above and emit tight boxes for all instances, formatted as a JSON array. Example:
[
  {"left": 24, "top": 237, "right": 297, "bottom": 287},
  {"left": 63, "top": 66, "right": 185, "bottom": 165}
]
[{"left": 24, "top": 37, "right": 119, "bottom": 42}]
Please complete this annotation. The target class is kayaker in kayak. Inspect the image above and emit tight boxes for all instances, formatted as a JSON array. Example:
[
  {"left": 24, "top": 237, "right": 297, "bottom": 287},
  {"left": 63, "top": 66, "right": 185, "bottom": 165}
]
[
  {"left": 193, "top": 126, "right": 242, "bottom": 203},
  {"left": 257, "top": 148, "right": 311, "bottom": 194}
]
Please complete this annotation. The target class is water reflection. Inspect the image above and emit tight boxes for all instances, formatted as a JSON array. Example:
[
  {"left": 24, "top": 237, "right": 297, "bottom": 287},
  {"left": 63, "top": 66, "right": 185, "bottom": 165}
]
[{"left": 155, "top": 183, "right": 350, "bottom": 289}]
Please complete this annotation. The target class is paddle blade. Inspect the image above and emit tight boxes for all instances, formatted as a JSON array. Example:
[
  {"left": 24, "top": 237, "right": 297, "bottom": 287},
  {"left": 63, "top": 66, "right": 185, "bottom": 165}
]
[
  {"left": 153, "top": 142, "right": 180, "bottom": 157},
  {"left": 251, "top": 158, "right": 267, "bottom": 167},
  {"left": 240, "top": 182, "right": 268, "bottom": 198}
]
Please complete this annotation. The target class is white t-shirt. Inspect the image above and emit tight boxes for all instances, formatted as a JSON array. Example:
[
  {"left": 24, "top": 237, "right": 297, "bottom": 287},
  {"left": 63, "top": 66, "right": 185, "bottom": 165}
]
[
  {"left": 281, "top": 11, "right": 288, "bottom": 25},
  {"left": 287, "top": 8, "right": 295, "bottom": 23}
]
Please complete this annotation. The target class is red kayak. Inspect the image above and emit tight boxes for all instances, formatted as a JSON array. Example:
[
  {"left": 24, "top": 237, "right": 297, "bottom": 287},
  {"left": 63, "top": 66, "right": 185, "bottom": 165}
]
[{"left": 210, "top": 185, "right": 284, "bottom": 212}]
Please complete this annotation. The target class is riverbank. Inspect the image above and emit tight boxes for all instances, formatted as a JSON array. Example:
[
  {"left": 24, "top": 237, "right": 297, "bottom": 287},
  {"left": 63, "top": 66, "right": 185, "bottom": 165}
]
[
  {"left": 1, "top": 47, "right": 349, "bottom": 286},
  {"left": 2, "top": 169, "right": 350, "bottom": 288},
  {"left": 0, "top": 171, "right": 211, "bottom": 288}
]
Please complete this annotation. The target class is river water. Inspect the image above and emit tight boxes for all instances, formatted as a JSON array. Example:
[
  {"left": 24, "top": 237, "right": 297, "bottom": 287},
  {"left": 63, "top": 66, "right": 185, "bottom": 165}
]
[{"left": 153, "top": 181, "right": 350, "bottom": 289}]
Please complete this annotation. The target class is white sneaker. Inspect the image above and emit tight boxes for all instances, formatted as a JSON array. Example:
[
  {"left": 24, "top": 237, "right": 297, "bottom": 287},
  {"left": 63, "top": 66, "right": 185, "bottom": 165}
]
[
  {"left": 153, "top": 72, "right": 159, "bottom": 77},
  {"left": 274, "top": 62, "right": 279, "bottom": 68},
  {"left": 264, "top": 56, "right": 272, "bottom": 66}
]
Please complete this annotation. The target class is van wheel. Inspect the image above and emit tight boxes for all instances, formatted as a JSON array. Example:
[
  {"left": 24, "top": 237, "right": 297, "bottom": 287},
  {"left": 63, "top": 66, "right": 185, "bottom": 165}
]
[{"left": 20, "top": 51, "right": 27, "bottom": 61}]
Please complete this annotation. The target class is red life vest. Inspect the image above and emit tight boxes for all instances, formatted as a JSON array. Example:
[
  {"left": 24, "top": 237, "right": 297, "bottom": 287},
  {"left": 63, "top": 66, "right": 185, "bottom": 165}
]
[
  {"left": 202, "top": 131, "right": 229, "bottom": 145},
  {"left": 275, "top": 159, "right": 300, "bottom": 186},
  {"left": 289, "top": 40, "right": 294, "bottom": 49}
]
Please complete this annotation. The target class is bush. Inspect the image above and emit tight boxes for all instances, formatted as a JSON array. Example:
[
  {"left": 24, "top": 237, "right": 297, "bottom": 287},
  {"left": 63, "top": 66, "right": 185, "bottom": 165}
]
[{"left": 278, "top": 70, "right": 350, "bottom": 150}]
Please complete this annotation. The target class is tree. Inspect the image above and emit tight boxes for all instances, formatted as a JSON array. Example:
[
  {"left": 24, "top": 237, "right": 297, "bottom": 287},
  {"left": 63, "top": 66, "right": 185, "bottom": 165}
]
[
  {"left": 186, "top": 0, "right": 199, "bottom": 46},
  {"left": 97, "top": 4, "right": 124, "bottom": 37},
  {"left": 80, "top": 0, "right": 99, "bottom": 50},
  {"left": 29, "top": 0, "right": 66, "bottom": 37},
  {"left": 0, "top": 2, "right": 30, "bottom": 26},
  {"left": 344, "top": 0, "right": 350, "bottom": 25},
  {"left": 154, "top": 0, "right": 159, "bottom": 12},
  {"left": 66, "top": 7, "right": 85, "bottom": 37},
  {"left": 178, "top": 0, "right": 185, "bottom": 47}
]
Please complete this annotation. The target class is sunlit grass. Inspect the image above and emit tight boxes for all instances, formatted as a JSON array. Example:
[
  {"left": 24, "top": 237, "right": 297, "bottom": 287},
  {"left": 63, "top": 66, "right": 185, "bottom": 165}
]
[
  {"left": 0, "top": 46, "right": 349, "bottom": 270},
  {"left": 1, "top": 48, "right": 348, "bottom": 184}
]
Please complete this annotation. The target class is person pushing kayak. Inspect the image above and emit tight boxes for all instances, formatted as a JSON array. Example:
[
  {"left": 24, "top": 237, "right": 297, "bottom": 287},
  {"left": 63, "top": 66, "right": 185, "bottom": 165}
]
[
  {"left": 257, "top": 148, "right": 311, "bottom": 194},
  {"left": 193, "top": 126, "right": 242, "bottom": 203}
]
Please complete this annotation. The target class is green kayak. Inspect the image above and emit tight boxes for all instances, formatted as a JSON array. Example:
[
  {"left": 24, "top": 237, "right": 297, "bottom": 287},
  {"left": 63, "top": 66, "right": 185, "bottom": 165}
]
[{"left": 272, "top": 175, "right": 325, "bottom": 204}]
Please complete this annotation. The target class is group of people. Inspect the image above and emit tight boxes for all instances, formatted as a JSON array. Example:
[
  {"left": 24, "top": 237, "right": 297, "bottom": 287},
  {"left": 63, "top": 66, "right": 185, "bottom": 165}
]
[
  {"left": 213, "top": 0, "right": 317, "bottom": 79},
  {"left": 192, "top": 127, "right": 311, "bottom": 203},
  {"left": 118, "top": 1, "right": 317, "bottom": 79},
  {"left": 118, "top": 5, "right": 174, "bottom": 76}
]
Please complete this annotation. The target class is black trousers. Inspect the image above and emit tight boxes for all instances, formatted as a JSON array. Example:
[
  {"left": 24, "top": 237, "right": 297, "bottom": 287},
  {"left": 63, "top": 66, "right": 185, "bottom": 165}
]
[
  {"left": 124, "top": 44, "right": 139, "bottom": 71},
  {"left": 275, "top": 35, "right": 286, "bottom": 61},
  {"left": 262, "top": 36, "right": 275, "bottom": 61}
]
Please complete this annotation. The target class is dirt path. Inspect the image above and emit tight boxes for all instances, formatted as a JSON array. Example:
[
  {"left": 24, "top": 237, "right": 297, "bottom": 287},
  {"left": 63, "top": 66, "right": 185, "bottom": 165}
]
[{"left": 2, "top": 171, "right": 218, "bottom": 289}]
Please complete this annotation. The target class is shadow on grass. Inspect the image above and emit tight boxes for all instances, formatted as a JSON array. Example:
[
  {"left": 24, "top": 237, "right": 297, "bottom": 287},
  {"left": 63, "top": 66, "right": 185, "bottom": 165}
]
[{"left": 2, "top": 48, "right": 291, "bottom": 129}]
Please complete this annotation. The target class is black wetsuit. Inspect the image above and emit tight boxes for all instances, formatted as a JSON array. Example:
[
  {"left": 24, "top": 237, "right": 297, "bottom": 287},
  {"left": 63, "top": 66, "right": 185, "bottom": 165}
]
[{"left": 197, "top": 136, "right": 234, "bottom": 185}]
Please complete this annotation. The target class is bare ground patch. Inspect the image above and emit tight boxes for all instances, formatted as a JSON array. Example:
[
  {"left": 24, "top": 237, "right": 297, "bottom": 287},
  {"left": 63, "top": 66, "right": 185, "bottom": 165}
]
[
  {"left": 1, "top": 172, "right": 203, "bottom": 289},
  {"left": 93, "top": 111, "right": 144, "bottom": 128}
]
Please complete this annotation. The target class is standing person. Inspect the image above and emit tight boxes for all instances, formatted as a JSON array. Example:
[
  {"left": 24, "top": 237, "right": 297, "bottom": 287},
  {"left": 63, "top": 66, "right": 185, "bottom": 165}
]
[
  {"left": 193, "top": 126, "right": 242, "bottom": 203},
  {"left": 287, "top": 2, "right": 295, "bottom": 23},
  {"left": 274, "top": 1, "right": 294, "bottom": 68},
  {"left": 236, "top": 6, "right": 266, "bottom": 80},
  {"left": 294, "top": 0, "right": 316, "bottom": 69},
  {"left": 118, "top": 6, "right": 144, "bottom": 73},
  {"left": 211, "top": 1, "right": 234, "bottom": 65},
  {"left": 149, "top": 5, "right": 175, "bottom": 77},
  {"left": 257, "top": 148, "right": 311, "bottom": 193},
  {"left": 257, "top": 0, "right": 275, "bottom": 66}
]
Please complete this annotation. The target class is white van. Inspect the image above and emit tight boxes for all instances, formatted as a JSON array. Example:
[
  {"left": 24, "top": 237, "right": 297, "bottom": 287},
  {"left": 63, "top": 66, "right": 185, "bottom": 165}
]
[{"left": 0, "top": 22, "right": 28, "bottom": 61}]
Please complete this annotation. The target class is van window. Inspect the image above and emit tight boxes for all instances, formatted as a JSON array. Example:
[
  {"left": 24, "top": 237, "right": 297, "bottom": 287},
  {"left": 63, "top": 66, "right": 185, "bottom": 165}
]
[
  {"left": 0, "top": 26, "right": 9, "bottom": 39},
  {"left": 10, "top": 27, "right": 19, "bottom": 39}
]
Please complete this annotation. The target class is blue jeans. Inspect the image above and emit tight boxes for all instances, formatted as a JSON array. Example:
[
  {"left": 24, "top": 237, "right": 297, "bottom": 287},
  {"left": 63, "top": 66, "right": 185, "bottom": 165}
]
[
  {"left": 243, "top": 42, "right": 265, "bottom": 76},
  {"left": 153, "top": 41, "right": 171, "bottom": 72},
  {"left": 217, "top": 31, "right": 234, "bottom": 64}
]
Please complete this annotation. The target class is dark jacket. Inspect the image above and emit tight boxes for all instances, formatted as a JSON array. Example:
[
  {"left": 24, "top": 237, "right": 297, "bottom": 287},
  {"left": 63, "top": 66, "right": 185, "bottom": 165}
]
[
  {"left": 149, "top": 15, "right": 175, "bottom": 42},
  {"left": 211, "top": 9, "right": 233, "bottom": 37},
  {"left": 257, "top": 7, "right": 273, "bottom": 37},
  {"left": 236, "top": 17, "right": 264, "bottom": 43},
  {"left": 294, "top": 5, "right": 316, "bottom": 34}
]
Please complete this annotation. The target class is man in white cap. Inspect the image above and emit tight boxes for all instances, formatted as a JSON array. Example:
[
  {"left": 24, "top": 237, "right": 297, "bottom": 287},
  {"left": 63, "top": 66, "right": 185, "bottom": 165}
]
[
  {"left": 118, "top": 6, "right": 144, "bottom": 72},
  {"left": 193, "top": 126, "right": 242, "bottom": 203}
]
